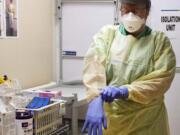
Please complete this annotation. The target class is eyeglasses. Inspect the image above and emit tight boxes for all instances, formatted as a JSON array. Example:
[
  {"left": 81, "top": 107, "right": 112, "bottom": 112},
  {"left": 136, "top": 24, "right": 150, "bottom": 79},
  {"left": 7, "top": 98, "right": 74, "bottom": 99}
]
[{"left": 120, "top": 6, "right": 146, "bottom": 15}]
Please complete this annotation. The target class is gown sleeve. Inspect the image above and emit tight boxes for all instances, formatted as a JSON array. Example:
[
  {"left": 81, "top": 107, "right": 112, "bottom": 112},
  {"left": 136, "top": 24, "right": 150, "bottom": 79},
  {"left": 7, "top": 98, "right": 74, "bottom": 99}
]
[
  {"left": 126, "top": 32, "right": 176, "bottom": 104},
  {"left": 83, "top": 25, "right": 115, "bottom": 102}
]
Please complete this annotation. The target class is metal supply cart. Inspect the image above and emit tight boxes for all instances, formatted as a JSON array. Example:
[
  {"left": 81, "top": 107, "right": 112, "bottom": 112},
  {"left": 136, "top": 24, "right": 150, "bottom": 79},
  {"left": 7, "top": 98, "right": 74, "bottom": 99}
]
[
  {"left": 49, "top": 124, "right": 70, "bottom": 135},
  {"left": 23, "top": 84, "right": 88, "bottom": 135},
  {"left": 17, "top": 98, "right": 70, "bottom": 135}
]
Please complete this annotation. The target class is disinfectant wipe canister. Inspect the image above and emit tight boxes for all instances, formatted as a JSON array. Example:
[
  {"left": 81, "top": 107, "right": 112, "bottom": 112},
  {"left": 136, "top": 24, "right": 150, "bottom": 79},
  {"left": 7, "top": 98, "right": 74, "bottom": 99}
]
[{"left": 16, "top": 110, "right": 33, "bottom": 135}]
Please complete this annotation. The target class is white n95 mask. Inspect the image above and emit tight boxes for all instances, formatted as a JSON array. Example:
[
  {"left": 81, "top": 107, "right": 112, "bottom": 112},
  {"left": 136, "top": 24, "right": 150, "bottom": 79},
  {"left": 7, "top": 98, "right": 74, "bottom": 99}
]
[{"left": 121, "top": 12, "right": 145, "bottom": 33}]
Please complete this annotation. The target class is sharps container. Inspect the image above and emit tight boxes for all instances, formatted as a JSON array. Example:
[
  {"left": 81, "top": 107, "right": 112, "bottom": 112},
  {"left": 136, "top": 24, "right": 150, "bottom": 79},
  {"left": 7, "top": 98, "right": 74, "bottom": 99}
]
[{"left": 16, "top": 110, "right": 33, "bottom": 135}]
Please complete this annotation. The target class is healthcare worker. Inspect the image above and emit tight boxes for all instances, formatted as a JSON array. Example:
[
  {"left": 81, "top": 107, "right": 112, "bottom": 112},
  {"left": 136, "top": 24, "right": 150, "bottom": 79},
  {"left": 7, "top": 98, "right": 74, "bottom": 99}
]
[{"left": 82, "top": 0, "right": 176, "bottom": 135}]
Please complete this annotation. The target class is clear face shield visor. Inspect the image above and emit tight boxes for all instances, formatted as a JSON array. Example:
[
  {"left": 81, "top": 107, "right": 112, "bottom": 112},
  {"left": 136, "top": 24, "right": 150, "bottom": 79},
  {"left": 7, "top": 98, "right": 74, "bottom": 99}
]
[
  {"left": 119, "top": 0, "right": 148, "bottom": 9},
  {"left": 118, "top": 0, "right": 149, "bottom": 33},
  {"left": 117, "top": 0, "right": 151, "bottom": 22}
]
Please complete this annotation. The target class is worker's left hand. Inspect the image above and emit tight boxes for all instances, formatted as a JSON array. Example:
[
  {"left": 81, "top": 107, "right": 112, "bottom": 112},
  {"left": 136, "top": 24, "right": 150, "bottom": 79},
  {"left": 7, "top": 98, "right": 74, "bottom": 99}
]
[
  {"left": 101, "top": 86, "right": 129, "bottom": 103},
  {"left": 82, "top": 96, "right": 107, "bottom": 135}
]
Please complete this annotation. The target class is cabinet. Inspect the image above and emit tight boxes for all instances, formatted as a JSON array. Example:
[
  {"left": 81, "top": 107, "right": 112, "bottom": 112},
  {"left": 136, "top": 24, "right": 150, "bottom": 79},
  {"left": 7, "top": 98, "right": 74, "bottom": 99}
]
[{"left": 56, "top": 0, "right": 118, "bottom": 83}]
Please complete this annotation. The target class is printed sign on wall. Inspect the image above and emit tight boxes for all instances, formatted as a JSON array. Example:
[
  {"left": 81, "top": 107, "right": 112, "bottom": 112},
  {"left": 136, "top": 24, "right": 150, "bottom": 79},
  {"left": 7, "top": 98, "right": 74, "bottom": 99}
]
[
  {"left": 0, "top": 0, "right": 18, "bottom": 38},
  {"left": 150, "top": 0, "right": 180, "bottom": 67},
  {"left": 159, "top": 10, "right": 180, "bottom": 39},
  {"left": 0, "top": 0, "right": 3, "bottom": 37},
  {"left": 150, "top": 0, "right": 180, "bottom": 39}
]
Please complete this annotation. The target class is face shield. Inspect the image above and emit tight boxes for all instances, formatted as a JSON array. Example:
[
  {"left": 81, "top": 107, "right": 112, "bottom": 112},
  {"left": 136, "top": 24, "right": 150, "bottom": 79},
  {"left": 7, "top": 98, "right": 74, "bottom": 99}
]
[
  {"left": 118, "top": 0, "right": 150, "bottom": 33},
  {"left": 120, "top": 0, "right": 149, "bottom": 9}
]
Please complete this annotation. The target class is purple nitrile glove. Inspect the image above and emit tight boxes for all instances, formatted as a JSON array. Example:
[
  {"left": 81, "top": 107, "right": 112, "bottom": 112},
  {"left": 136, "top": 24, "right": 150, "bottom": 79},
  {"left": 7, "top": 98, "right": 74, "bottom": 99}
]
[
  {"left": 82, "top": 96, "right": 107, "bottom": 135},
  {"left": 101, "top": 86, "right": 129, "bottom": 103}
]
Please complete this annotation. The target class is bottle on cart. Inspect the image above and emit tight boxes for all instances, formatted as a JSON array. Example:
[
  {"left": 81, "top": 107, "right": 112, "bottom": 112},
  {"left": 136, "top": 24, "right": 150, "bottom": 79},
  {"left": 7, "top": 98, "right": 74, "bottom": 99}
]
[{"left": 16, "top": 110, "right": 33, "bottom": 135}]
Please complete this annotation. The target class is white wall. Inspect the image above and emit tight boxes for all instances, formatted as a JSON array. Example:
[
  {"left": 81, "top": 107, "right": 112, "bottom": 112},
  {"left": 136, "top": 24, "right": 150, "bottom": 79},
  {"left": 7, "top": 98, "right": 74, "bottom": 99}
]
[
  {"left": 165, "top": 73, "right": 180, "bottom": 135},
  {"left": 0, "top": 0, "right": 55, "bottom": 88}
]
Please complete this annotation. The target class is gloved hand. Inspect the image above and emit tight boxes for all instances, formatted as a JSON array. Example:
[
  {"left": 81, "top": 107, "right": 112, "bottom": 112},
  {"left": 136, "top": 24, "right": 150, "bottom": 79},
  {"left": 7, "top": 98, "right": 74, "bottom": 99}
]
[
  {"left": 82, "top": 96, "right": 107, "bottom": 135},
  {"left": 101, "top": 86, "right": 129, "bottom": 103}
]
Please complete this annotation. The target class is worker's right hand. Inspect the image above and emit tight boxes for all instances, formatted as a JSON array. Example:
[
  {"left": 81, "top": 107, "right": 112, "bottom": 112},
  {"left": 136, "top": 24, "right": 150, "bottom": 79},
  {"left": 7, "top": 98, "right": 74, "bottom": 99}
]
[{"left": 82, "top": 96, "right": 107, "bottom": 135}]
